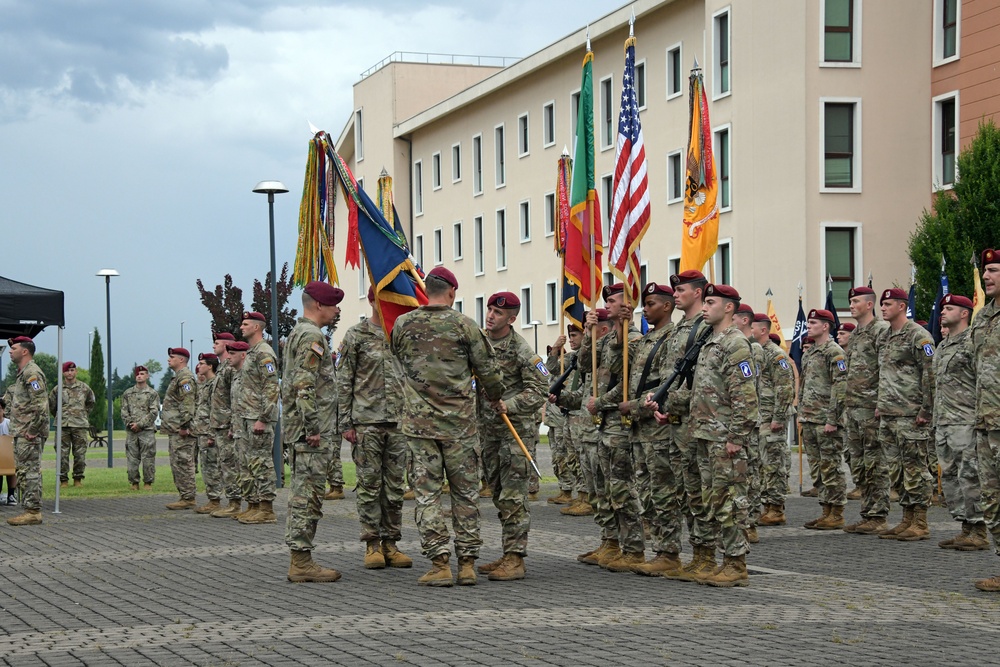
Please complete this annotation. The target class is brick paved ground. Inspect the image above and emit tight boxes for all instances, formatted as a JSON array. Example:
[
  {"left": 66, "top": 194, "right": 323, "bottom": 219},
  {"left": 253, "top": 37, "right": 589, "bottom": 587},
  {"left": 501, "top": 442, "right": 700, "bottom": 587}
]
[{"left": 3, "top": 442, "right": 1000, "bottom": 666}]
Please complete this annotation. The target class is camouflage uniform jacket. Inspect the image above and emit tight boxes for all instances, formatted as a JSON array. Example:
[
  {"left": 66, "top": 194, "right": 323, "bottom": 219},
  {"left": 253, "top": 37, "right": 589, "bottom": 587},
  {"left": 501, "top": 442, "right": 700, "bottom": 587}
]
[
  {"left": 798, "top": 339, "right": 847, "bottom": 426},
  {"left": 161, "top": 367, "right": 197, "bottom": 434},
  {"left": 337, "top": 317, "right": 402, "bottom": 430},
  {"left": 2, "top": 360, "right": 48, "bottom": 439},
  {"left": 877, "top": 321, "right": 935, "bottom": 419},
  {"left": 192, "top": 375, "right": 217, "bottom": 437},
  {"left": 235, "top": 340, "right": 279, "bottom": 423},
  {"left": 688, "top": 325, "right": 759, "bottom": 447},
  {"left": 759, "top": 341, "right": 795, "bottom": 424},
  {"left": 933, "top": 327, "right": 976, "bottom": 427},
  {"left": 578, "top": 322, "right": 642, "bottom": 434},
  {"left": 391, "top": 305, "right": 502, "bottom": 439},
  {"left": 556, "top": 350, "right": 601, "bottom": 444},
  {"left": 48, "top": 380, "right": 95, "bottom": 428},
  {"left": 120, "top": 384, "right": 159, "bottom": 432},
  {"left": 845, "top": 319, "right": 889, "bottom": 410},
  {"left": 659, "top": 314, "right": 709, "bottom": 419},
  {"left": 971, "top": 299, "right": 1000, "bottom": 430},
  {"left": 282, "top": 316, "right": 338, "bottom": 443},
  {"left": 750, "top": 339, "right": 765, "bottom": 424},
  {"left": 625, "top": 323, "right": 675, "bottom": 442},
  {"left": 476, "top": 329, "right": 548, "bottom": 436},
  {"left": 209, "top": 359, "right": 234, "bottom": 430},
  {"left": 543, "top": 350, "right": 571, "bottom": 429}
]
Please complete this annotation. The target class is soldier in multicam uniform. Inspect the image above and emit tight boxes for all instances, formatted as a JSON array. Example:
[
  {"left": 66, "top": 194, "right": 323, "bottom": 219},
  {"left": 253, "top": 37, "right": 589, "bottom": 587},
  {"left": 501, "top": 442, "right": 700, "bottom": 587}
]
[
  {"left": 835, "top": 322, "right": 862, "bottom": 500},
  {"left": 161, "top": 347, "right": 198, "bottom": 510},
  {"left": 338, "top": 287, "right": 413, "bottom": 571},
  {"left": 798, "top": 309, "right": 848, "bottom": 531},
  {"left": 752, "top": 317, "right": 795, "bottom": 527},
  {"left": 391, "top": 267, "right": 503, "bottom": 587},
  {"left": 192, "top": 353, "right": 222, "bottom": 514},
  {"left": 3, "top": 336, "right": 49, "bottom": 525},
  {"left": 121, "top": 365, "right": 160, "bottom": 490},
  {"left": 224, "top": 340, "right": 250, "bottom": 519},
  {"left": 208, "top": 333, "right": 243, "bottom": 518},
  {"left": 48, "top": 361, "right": 94, "bottom": 487},
  {"left": 876, "top": 288, "right": 936, "bottom": 542},
  {"left": 544, "top": 334, "right": 582, "bottom": 507},
  {"left": 283, "top": 282, "right": 344, "bottom": 583},
  {"left": 841, "top": 286, "right": 892, "bottom": 535},
  {"left": 234, "top": 311, "right": 281, "bottom": 525},
  {"left": 475, "top": 292, "right": 547, "bottom": 582},
  {"left": 933, "top": 294, "right": 986, "bottom": 551},
  {"left": 733, "top": 304, "right": 765, "bottom": 543},
  {"left": 972, "top": 250, "right": 1000, "bottom": 591}
]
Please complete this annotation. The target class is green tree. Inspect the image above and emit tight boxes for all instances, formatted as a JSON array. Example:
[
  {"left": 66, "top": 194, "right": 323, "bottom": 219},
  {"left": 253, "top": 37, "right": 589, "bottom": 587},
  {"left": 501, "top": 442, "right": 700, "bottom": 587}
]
[
  {"left": 157, "top": 369, "right": 174, "bottom": 401},
  {"left": 3, "top": 352, "right": 58, "bottom": 395},
  {"left": 89, "top": 328, "right": 107, "bottom": 431}
]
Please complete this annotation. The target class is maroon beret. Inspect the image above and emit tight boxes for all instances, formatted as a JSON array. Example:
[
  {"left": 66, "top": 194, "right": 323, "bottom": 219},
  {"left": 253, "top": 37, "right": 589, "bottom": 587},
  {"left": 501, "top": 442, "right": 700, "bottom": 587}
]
[
  {"left": 304, "top": 280, "right": 344, "bottom": 306},
  {"left": 705, "top": 283, "right": 741, "bottom": 301},
  {"left": 133, "top": 365, "right": 148, "bottom": 375},
  {"left": 427, "top": 266, "right": 458, "bottom": 289},
  {"left": 768, "top": 333, "right": 782, "bottom": 345},
  {"left": 752, "top": 313, "right": 771, "bottom": 324},
  {"left": 488, "top": 291, "right": 520, "bottom": 309},
  {"left": 916, "top": 320, "right": 929, "bottom": 327},
  {"left": 567, "top": 323, "right": 582, "bottom": 333},
  {"left": 809, "top": 308, "right": 836, "bottom": 324},
  {"left": 595, "top": 308, "right": 611, "bottom": 322},
  {"left": 982, "top": 248, "right": 999, "bottom": 268},
  {"left": 669, "top": 270, "right": 706, "bottom": 288},
  {"left": 880, "top": 288, "right": 908, "bottom": 304},
  {"left": 643, "top": 282, "right": 674, "bottom": 298},
  {"left": 735, "top": 303, "right": 755, "bottom": 317},
  {"left": 243, "top": 311, "right": 266, "bottom": 323},
  {"left": 226, "top": 341, "right": 250, "bottom": 353},
  {"left": 838, "top": 322, "right": 856, "bottom": 333},
  {"left": 62, "top": 362, "right": 76, "bottom": 373},
  {"left": 212, "top": 332, "right": 235, "bottom": 342},
  {"left": 848, "top": 286, "right": 875, "bottom": 299},
  {"left": 367, "top": 286, "right": 375, "bottom": 302},
  {"left": 7, "top": 336, "right": 32, "bottom": 346},
  {"left": 941, "top": 293, "right": 974, "bottom": 310},
  {"left": 168, "top": 347, "right": 190, "bottom": 359},
  {"left": 198, "top": 353, "right": 218, "bottom": 362},
  {"left": 803, "top": 336, "right": 815, "bottom": 345},
  {"left": 602, "top": 283, "right": 625, "bottom": 301}
]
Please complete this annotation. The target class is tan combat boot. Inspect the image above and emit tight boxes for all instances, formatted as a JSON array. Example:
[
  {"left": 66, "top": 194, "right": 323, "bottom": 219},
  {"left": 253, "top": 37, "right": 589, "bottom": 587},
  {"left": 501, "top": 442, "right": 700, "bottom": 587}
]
[
  {"left": 668, "top": 546, "right": 717, "bottom": 583},
  {"left": 381, "top": 541, "right": 414, "bottom": 568},
  {"left": 234, "top": 502, "right": 259, "bottom": 521},
  {"left": 324, "top": 486, "right": 345, "bottom": 500},
  {"left": 801, "top": 487, "right": 818, "bottom": 497},
  {"left": 477, "top": 555, "right": 506, "bottom": 574},
  {"left": 955, "top": 523, "right": 990, "bottom": 551},
  {"left": 843, "top": 513, "right": 869, "bottom": 533},
  {"left": 165, "top": 498, "right": 196, "bottom": 510},
  {"left": 143, "top": 483, "right": 152, "bottom": 490},
  {"left": 194, "top": 499, "right": 221, "bottom": 515},
  {"left": 745, "top": 526, "right": 760, "bottom": 543},
  {"left": 402, "top": 489, "right": 416, "bottom": 501},
  {"left": 688, "top": 547, "right": 719, "bottom": 583},
  {"left": 488, "top": 553, "right": 526, "bottom": 581},
  {"left": 606, "top": 551, "right": 645, "bottom": 573},
  {"left": 633, "top": 552, "right": 683, "bottom": 577},
  {"left": 562, "top": 494, "right": 595, "bottom": 516},
  {"left": 939, "top": 522, "right": 971, "bottom": 549},
  {"left": 975, "top": 574, "right": 1000, "bottom": 592},
  {"left": 7, "top": 510, "right": 42, "bottom": 526},
  {"left": 804, "top": 504, "right": 831, "bottom": 529},
  {"left": 664, "top": 545, "right": 705, "bottom": 581},
  {"left": 879, "top": 507, "right": 914, "bottom": 540},
  {"left": 846, "top": 487, "right": 862, "bottom": 500},
  {"left": 759, "top": 504, "right": 786, "bottom": 527},
  {"left": 417, "top": 554, "right": 454, "bottom": 587},
  {"left": 130, "top": 483, "right": 139, "bottom": 491},
  {"left": 703, "top": 554, "right": 749, "bottom": 588},
  {"left": 815, "top": 505, "right": 845, "bottom": 531},
  {"left": 547, "top": 490, "right": 573, "bottom": 505},
  {"left": 478, "top": 486, "right": 493, "bottom": 498},
  {"left": 577, "top": 539, "right": 609, "bottom": 565},
  {"left": 364, "top": 541, "right": 386, "bottom": 569},
  {"left": 212, "top": 500, "right": 242, "bottom": 518},
  {"left": 597, "top": 540, "right": 622, "bottom": 569},
  {"left": 60, "top": 481, "right": 68, "bottom": 489},
  {"left": 457, "top": 556, "right": 477, "bottom": 585},
  {"left": 73, "top": 480, "right": 83, "bottom": 487},
  {"left": 854, "top": 517, "right": 889, "bottom": 535},
  {"left": 896, "top": 506, "right": 930, "bottom": 541},
  {"left": 287, "top": 550, "right": 341, "bottom": 583},
  {"left": 241, "top": 500, "right": 276, "bottom": 524}
]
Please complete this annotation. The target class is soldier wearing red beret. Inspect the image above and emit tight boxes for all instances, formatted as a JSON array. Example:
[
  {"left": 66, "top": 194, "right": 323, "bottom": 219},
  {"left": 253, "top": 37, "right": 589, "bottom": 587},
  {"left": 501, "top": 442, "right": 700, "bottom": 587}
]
[
  {"left": 732, "top": 301, "right": 766, "bottom": 541},
  {"left": 162, "top": 347, "right": 199, "bottom": 511},
  {"left": 209, "top": 332, "right": 242, "bottom": 515},
  {"left": 49, "top": 360, "right": 95, "bottom": 489},
  {"left": 4, "top": 336, "right": 48, "bottom": 525},
  {"left": 193, "top": 352, "right": 222, "bottom": 515}
]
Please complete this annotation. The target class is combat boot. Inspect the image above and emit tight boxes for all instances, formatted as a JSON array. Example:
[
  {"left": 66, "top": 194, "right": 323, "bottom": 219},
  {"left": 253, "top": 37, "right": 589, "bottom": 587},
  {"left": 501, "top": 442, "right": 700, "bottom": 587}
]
[
  {"left": 606, "top": 551, "right": 645, "bottom": 573},
  {"left": 879, "top": 507, "right": 914, "bottom": 539},
  {"left": 667, "top": 546, "right": 717, "bottom": 583},
  {"left": 488, "top": 553, "right": 526, "bottom": 581},
  {"left": 939, "top": 522, "right": 971, "bottom": 549},
  {"left": 843, "top": 514, "right": 869, "bottom": 533},
  {"left": 364, "top": 541, "right": 386, "bottom": 569},
  {"left": 759, "top": 504, "right": 786, "bottom": 526},
  {"left": 703, "top": 555, "right": 749, "bottom": 588},
  {"left": 287, "top": 550, "right": 341, "bottom": 583},
  {"left": 801, "top": 487, "right": 818, "bottom": 497},
  {"left": 165, "top": 498, "right": 196, "bottom": 510},
  {"left": 597, "top": 540, "right": 622, "bottom": 569},
  {"left": 194, "top": 499, "right": 221, "bottom": 515},
  {"left": 562, "top": 495, "right": 594, "bottom": 516},
  {"left": 854, "top": 517, "right": 889, "bottom": 535},
  {"left": 577, "top": 540, "right": 609, "bottom": 565},
  {"left": 745, "top": 526, "right": 759, "bottom": 543},
  {"left": 955, "top": 523, "right": 990, "bottom": 551},
  {"left": 211, "top": 500, "right": 242, "bottom": 518},
  {"left": 975, "top": 574, "right": 1000, "bottom": 592},
  {"left": 233, "top": 502, "right": 259, "bottom": 521},
  {"left": 6, "top": 510, "right": 42, "bottom": 526},
  {"left": 547, "top": 490, "right": 573, "bottom": 504},
  {"left": 804, "top": 504, "right": 831, "bottom": 529},
  {"left": 479, "top": 486, "right": 493, "bottom": 498},
  {"left": 241, "top": 500, "right": 276, "bottom": 524},
  {"left": 815, "top": 505, "right": 845, "bottom": 530},
  {"left": 324, "top": 486, "right": 345, "bottom": 500},
  {"left": 477, "top": 555, "right": 506, "bottom": 574},
  {"left": 143, "top": 483, "right": 152, "bottom": 490},
  {"left": 73, "top": 479, "right": 82, "bottom": 487},
  {"left": 846, "top": 487, "right": 862, "bottom": 500},
  {"left": 417, "top": 554, "right": 454, "bottom": 587},
  {"left": 896, "top": 506, "right": 930, "bottom": 541},
  {"left": 457, "top": 557, "right": 477, "bottom": 585},
  {"left": 130, "top": 483, "right": 139, "bottom": 491},
  {"left": 527, "top": 492, "right": 539, "bottom": 501},
  {"left": 633, "top": 552, "right": 683, "bottom": 577},
  {"left": 402, "top": 489, "right": 416, "bottom": 501},
  {"left": 381, "top": 541, "right": 413, "bottom": 568}
]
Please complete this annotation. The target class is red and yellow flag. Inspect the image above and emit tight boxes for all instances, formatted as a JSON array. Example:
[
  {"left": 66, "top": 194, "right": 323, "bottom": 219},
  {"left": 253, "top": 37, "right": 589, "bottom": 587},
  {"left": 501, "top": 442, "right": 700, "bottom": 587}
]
[
  {"left": 679, "top": 62, "right": 719, "bottom": 273},
  {"left": 973, "top": 253, "right": 987, "bottom": 320},
  {"left": 766, "top": 297, "right": 789, "bottom": 353}
]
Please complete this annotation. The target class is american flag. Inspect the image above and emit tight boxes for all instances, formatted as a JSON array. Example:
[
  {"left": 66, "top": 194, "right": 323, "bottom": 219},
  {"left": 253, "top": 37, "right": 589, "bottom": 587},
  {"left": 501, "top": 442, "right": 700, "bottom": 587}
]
[{"left": 608, "top": 35, "right": 651, "bottom": 303}]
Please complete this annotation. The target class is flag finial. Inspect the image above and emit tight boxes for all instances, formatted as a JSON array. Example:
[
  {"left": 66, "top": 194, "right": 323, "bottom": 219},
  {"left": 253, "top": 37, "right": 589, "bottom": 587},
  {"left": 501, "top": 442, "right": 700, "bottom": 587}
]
[
  {"left": 629, "top": 8, "right": 635, "bottom": 37},
  {"left": 380, "top": 167, "right": 388, "bottom": 178},
  {"left": 797, "top": 282, "right": 803, "bottom": 299},
  {"left": 941, "top": 253, "right": 947, "bottom": 270},
  {"left": 911, "top": 264, "right": 917, "bottom": 284},
  {"left": 562, "top": 145, "right": 570, "bottom": 157},
  {"left": 766, "top": 287, "right": 773, "bottom": 298},
  {"left": 692, "top": 56, "right": 700, "bottom": 72},
  {"left": 867, "top": 270, "right": 873, "bottom": 287},
  {"left": 586, "top": 25, "right": 591, "bottom": 52}
]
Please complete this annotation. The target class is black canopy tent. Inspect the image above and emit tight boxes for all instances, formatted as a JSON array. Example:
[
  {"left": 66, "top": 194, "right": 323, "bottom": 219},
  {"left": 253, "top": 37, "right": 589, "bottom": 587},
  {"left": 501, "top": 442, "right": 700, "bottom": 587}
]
[{"left": 0, "top": 275, "right": 67, "bottom": 513}]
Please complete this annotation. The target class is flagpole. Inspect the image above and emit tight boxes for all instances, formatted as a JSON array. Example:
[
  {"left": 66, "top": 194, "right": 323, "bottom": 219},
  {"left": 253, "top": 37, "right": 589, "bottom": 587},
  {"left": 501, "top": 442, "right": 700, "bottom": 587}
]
[
  {"left": 559, "top": 249, "right": 566, "bottom": 374},
  {"left": 796, "top": 282, "right": 803, "bottom": 495},
  {"left": 589, "top": 196, "right": 598, "bottom": 401},
  {"left": 621, "top": 290, "right": 631, "bottom": 427}
]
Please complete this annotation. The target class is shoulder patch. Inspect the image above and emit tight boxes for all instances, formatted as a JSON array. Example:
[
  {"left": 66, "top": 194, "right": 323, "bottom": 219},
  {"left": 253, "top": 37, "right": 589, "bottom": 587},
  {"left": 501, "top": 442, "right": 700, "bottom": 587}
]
[
  {"left": 263, "top": 359, "right": 277, "bottom": 374},
  {"left": 836, "top": 359, "right": 847, "bottom": 372},
  {"left": 181, "top": 383, "right": 193, "bottom": 393},
  {"left": 778, "top": 358, "right": 790, "bottom": 370},
  {"left": 738, "top": 360, "right": 753, "bottom": 378},
  {"left": 534, "top": 358, "right": 550, "bottom": 377},
  {"left": 922, "top": 343, "right": 934, "bottom": 357},
  {"left": 28, "top": 378, "right": 42, "bottom": 392},
  {"left": 335, "top": 342, "right": 345, "bottom": 368},
  {"left": 310, "top": 342, "right": 324, "bottom": 357}
]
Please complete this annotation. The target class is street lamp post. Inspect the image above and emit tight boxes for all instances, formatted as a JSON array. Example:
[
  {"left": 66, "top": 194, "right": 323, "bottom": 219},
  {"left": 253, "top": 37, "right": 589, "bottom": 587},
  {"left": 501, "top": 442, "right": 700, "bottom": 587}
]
[
  {"left": 96, "top": 269, "right": 119, "bottom": 468},
  {"left": 253, "top": 179, "right": 289, "bottom": 488},
  {"left": 529, "top": 320, "right": 543, "bottom": 354}
]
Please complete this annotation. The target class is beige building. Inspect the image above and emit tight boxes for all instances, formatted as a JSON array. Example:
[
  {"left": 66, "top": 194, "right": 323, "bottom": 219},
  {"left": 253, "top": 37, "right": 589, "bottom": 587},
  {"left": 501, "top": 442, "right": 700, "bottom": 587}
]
[{"left": 334, "top": 0, "right": 933, "bottom": 343}]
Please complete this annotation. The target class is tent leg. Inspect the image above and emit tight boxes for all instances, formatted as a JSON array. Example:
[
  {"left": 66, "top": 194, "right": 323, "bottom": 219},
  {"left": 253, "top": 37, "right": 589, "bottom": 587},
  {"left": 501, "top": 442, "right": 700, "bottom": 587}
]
[{"left": 53, "top": 327, "right": 62, "bottom": 514}]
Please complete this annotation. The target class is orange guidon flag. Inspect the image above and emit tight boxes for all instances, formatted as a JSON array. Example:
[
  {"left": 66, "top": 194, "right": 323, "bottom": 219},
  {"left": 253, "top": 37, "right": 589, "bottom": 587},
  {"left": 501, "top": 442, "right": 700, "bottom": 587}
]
[
  {"left": 767, "top": 297, "right": 789, "bottom": 353},
  {"left": 679, "top": 60, "right": 719, "bottom": 274}
]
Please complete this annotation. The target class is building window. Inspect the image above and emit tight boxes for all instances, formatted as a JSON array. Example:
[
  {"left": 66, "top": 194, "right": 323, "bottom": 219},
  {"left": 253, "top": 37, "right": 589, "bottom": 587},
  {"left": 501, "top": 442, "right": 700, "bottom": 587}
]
[
  {"left": 518, "top": 113, "right": 529, "bottom": 157},
  {"left": 454, "top": 298, "right": 464, "bottom": 315},
  {"left": 935, "top": 0, "right": 960, "bottom": 64},
  {"left": 640, "top": 262, "right": 648, "bottom": 290},
  {"left": 474, "top": 215, "right": 484, "bottom": 275},
  {"left": 635, "top": 60, "right": 647, "bottom": 109},
  {"left": 713, "top": 7, "right": 731, "bottom": 98},
  {"left": 496, "top": 209, "right": 507, "bottom": 270},
  {"left": 544, "top": 192, "right": 556, "bottom": 237},
  {"left": 475, "top": 296, "right": 485, "bottom": 328},
  {"left": 473, "top": 134, "right": 483, "bottom": 195},
  {"left": 667, "top": 43, "right": 683, "bottom": 100},
  {"left": 452, "top": 143, "right": 462, "bottom": 183},
  {"left": 571, "top": 91, "right": 580, "bottom": 143},
  {"left": 543, "top": 101, "right": 556, "bottom": 147},
  {"left": 519, "top": 200, "right": 531, "bottom": 243},
  {"left": 714, "top": 126, "right": 731, "bottom": 210},
  {"left": 667, "top": 150, "right": 683, "bottom": 203},
  {"left": 825, "top": 227, "right": 857, "bottom": 309},
  {"left": 546, "top": 281, "right": 558, "bottom": 324},
  {"left": 600, "top": 76, "right": 613, "bottom": 149},
  {"left": 601, "top": 174, "right": 613, "bottom": 241},
  {"left": 413, "top": 160, "right": 423, "bottom": 215},
  {"left": 668, "top": 257, "right": 681, "bottom": 277},
  {"left": 495, "top": 124, "right": 506, "bottom": 188},
  {"left": 355, "top": 109, "right": 364, "bottom": 161},
  {"left": 823, "top": 0, "right": 855, "bottom": 63},
  {"left": 431, "top": 152, "right": 442, "bottom": 190},
  {"left": 714, "top": 240, "right": 732, "bottom": 286},
  {"left": 521, "top": 286, "right": 533, "bottom": 328},
  {"left": 604, "top": 271, "right": 615, "bottom": 291},
  {"left": 358, "top": 254, "right": 368, "bottom": 298},
  {"left": 433, "top": 228, "right": 443, "bottom": 265},
  {"left": 453, "top": 221, "right": 464, "bottom": 260},
  {"left": 933, "top": 92, "right": 959, "bottom": 189},
  {"left": 414, "top": 234, "right": 424, "bottom": 268},
  {"left": 822, "top": 100, "right": 861, "bottom": 190}
]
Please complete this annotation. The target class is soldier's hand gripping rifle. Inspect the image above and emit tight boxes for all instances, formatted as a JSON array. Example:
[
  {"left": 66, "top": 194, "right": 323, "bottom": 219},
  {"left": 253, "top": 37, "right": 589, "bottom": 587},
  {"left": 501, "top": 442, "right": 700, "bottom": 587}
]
[
  {"left": 547, "top": 354, "right": 578, "bottom": 403},
  {"left": 647, "top": 327, "right": 713, "bottom": 412}
]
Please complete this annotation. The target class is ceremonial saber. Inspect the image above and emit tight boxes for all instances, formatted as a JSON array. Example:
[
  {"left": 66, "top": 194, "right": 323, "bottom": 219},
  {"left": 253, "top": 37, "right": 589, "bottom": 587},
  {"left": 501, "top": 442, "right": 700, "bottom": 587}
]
[{"left": 502, "top": 414, "right": 543, "bottom": 479}]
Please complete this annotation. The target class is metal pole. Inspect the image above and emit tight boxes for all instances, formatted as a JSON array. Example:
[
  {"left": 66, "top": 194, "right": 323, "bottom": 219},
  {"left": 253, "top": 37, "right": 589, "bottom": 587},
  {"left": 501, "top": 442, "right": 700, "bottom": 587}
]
[
  {"left": 267, "top": 193, "right": 283, "bottom": 488},
  {"left": 54, "top": 329, "right": 63, "bottom": 513},
  {"left": 105, "top": 276, "right": 114, "bottom": 468}
]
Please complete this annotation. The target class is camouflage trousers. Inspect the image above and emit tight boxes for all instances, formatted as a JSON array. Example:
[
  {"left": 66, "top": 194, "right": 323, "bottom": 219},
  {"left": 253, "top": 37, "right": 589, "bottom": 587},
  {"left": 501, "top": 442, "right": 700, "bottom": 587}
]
[
  {"left": 326, "top": 437, "right": 344, "bottom": 489},
  {"left": 58, "top": 427, "right": 88, "bottom": 482},
  {"left": 482, "top": 427, "right": 531, "bottom": 556},
  {"left": 549, "top": 424, "right": 581, "bottom": 493},
  {"left": 696, "top": 438, "right": 749, "bottom": 557},
  {"left": 759, "top": 424, "right": 789, "bottom": 506},
  {"left": 843, "top": 425, "right": 863, "bottom": 490},
  {"left": 676, "top": 420, "right": 711, "bottom": 549},
  {"left": 167, "top": 432, "right": 197, "bottom": 501},
  {"left": 936, "top": 424, "right": 983, "bottom": 524},
  {"left": 744, "top": 430, "right": 763, "bottom": 526},
  {"left": 598, "top": 429, "right": 643, "bottom": 554},
  {"left": 284, "top": 438, "right": 333, "bottom": 552},
  {"left": 198, "top": 435, "right": 223, "bottom": 501},
  {"left": 846, "top": 408, "right": 890, "bottom": 519},
  {"left": 238, "top": 419, "right": 277, "bottom": 504},
  {"left": 408, "top": 436, "right": 482, "bottom": 560},
  {"left": 800, "top": 423, "right": 847, "bottom": 507},
  {"left": 126, "top": 430, "right": 156, "bottom": 486},
  {"left": 974, "top": 430, "right": 1000, "bottom": 557},
  {"left": 583, "top": 437, "right": 616, "bottom": 540},
  {"left": 567, "top": 414, "right": 599, "bottom": 496},
  {"left": 217, "top": 428, "right": 240, "bottom": 501},
  {"left": 882, "top": 416, "right": 933, "bottom": 508},
  {"left": 800, "top": 420, "right": 822, "bottom": 493},
  {"left": 14, "top": 436, "right": 45, "bottom": 511},
  {"left": 353, "top": 424, "right": 407, "bottom": 543},
  {"left": 527, "top": 431, "right": 540, "bottom": 495},
  {"left": 633, "top": 437, "right": 684, "bottom": 556}
]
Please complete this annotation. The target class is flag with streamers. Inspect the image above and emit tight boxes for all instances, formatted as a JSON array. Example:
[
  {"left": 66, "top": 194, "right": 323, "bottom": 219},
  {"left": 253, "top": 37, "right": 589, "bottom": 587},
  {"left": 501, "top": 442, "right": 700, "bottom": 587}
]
[
  {"left": 556, "top": 153, "right": 585, "bottom": 329},
  {"left": 294, "top": 135, "right": 340, "bottom": 286},
  {"left": 765, "top": 293, "right": 789, "bottom": 352},
  {"left": 679, "top": 60, "right": 719, "bottom": 273}
]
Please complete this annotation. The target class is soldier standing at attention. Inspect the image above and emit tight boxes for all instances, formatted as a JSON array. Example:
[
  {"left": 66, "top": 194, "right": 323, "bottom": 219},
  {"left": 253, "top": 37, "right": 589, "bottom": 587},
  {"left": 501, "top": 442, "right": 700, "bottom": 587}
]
[
  {"left": 753, "top": 316, "right": 795, "bottom": 527},
  {"left": 933, "top": 294, "right": 986, "bottom": 551},
  {"left": 877, "top": 288, "right": 936, "bottom": 542},
  {"left": 733, "top": 304, "right": 765, "bottom": 543},
  {"left": 799, "top": 309, "right": 848, "bottom": 531},
  {"left": 544, "top": 335, "right": 579, "bottom": 507},
  {"left": 162, "top": 347, "right": 198, "bottom": 510},
  {"left": 208, "top": 333, "right": 242, "bottom": 518},
  {"left": 283, "top": 281, "right": 344, "bottom": 583},
  {"left": 3, "top": 336, "right": 49, "bottom": 526},
  {"left": 835, "top": 323, "right": 861, "bottom": 500},
  {"left": 338, "top": 287, "right": 413, "bottom": 570},
  {"left": 235, "top": 311, "right": 281, "bottom": 525},
  {"left": 193, "top": 353, "right": 222, "bottom": 514},
  {"left": 224, "top": 341, "right": 250, "bottom": 519},
  {"left": 48, "top": 361, "right": 94, "bottom": 488},
  {"left": 121, "top": 365, "right": 160, "bottom": 490},
  {"left": 391, "top": 267, "right": 503, "bottom": 587}
]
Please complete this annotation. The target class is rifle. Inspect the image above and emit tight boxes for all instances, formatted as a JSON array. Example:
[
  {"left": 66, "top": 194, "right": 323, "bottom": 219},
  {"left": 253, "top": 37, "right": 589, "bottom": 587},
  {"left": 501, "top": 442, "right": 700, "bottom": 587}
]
[
  {"left": 648, "top": 327, "right": 713, "bottom": 411},
  {"left": 547, "top": 353, "right": 578, "bottom": 401}
]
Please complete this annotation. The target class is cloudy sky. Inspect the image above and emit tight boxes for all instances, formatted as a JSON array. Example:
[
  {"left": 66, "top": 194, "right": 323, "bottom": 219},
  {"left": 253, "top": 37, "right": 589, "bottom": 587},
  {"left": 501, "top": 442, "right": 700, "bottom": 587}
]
[{"left": 1, "top": 0, "right": 619, "bottom": 379}]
